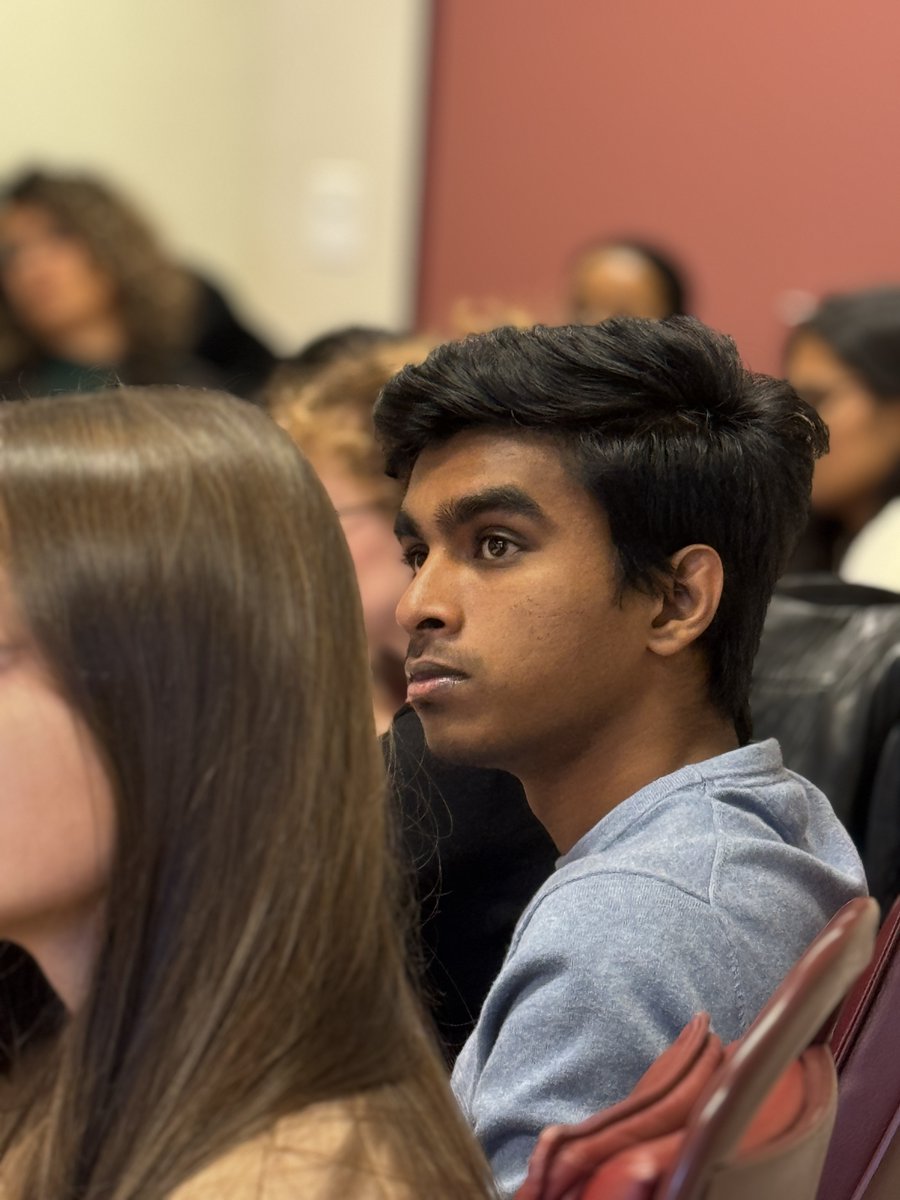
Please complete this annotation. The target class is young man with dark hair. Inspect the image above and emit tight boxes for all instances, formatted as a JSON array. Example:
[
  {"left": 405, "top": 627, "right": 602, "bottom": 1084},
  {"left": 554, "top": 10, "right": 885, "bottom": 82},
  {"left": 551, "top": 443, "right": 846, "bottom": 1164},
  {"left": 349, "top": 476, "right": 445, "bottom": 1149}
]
[{"left": 374, "top": 317, "right": 866, "bottom": 1197}]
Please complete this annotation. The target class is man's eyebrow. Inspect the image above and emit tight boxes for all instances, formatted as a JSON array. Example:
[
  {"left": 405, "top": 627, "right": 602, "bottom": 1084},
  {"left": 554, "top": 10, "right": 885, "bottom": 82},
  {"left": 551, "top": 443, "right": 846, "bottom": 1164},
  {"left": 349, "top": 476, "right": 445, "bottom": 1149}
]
[
  {"left": 394, "top": 509, "right": 422, "bottom": 540},
  {"left": 394, "top": 486, "right": 549, "bottom": 541},
  {"left": 434, "top": 486, "right": 548, "bottom": 533}
]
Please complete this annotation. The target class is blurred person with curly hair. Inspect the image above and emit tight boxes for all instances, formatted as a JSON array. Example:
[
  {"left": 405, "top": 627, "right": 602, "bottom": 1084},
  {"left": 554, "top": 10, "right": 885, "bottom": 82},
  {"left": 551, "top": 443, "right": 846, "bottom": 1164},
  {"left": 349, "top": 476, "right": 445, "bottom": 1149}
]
[{"left": 0, "top": 169, "right": 272, "bottom": 400}]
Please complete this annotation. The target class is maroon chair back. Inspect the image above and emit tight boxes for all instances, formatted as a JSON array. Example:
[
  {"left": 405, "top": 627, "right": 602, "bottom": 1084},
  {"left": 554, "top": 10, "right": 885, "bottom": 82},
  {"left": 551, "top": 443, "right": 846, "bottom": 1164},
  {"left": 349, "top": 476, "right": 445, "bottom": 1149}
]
[
  {"left": 816, "top": 896, "right": 900, "bottom": 1200},
  {"left": 654, "top": 896, "right": 879, "bottom": 1200},
  {"left": 583, "top": 1046, "right": 834, "bottom": 1200},
  {"left": 516, "top": 1014, "right": 725, "bottom": 1200},
  {"left": 516, "top": 898, "right": 879, "bottom": 1200}
]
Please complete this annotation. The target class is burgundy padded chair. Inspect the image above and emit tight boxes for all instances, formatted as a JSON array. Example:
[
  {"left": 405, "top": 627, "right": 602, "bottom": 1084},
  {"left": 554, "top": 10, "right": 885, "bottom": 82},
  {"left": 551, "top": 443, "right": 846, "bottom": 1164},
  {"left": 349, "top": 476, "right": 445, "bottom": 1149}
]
[
  {"left": 515, "top": 1013, "right": 725, "bottom": 1200},
  {"left": 816, "top": 896, "right": 900, "bottom": 1200},
  {"left": 516, "top": 897, "right": 879, "bottom": 1200}
]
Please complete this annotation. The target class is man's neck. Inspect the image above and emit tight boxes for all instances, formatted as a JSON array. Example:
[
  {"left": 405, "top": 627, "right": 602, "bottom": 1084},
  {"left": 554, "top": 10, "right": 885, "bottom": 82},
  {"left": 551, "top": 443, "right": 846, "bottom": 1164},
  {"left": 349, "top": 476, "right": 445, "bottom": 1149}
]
[{"left": 518, "top": 696, "right": 739, "bottom": 854}]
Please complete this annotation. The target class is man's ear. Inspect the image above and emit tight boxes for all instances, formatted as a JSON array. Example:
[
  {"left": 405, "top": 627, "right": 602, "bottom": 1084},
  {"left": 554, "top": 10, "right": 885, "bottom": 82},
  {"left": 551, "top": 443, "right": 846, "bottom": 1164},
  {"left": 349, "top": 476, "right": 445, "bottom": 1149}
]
[{"left": 647, "top": 545, "right": 723, "bottom": 658}]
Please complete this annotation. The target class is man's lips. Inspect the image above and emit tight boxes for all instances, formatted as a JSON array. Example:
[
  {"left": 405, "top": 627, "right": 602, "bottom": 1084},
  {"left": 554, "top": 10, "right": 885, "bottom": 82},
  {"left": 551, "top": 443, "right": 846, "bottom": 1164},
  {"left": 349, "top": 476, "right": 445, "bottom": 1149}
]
[{"left": 405, "top": 660, "right": 469, "bottom": 703}]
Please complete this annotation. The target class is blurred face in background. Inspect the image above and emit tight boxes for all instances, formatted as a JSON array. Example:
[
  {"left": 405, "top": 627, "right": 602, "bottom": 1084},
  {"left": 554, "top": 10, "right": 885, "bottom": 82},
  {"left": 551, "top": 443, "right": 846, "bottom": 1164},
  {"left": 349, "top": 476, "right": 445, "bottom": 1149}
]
[
  {"left": 0, "top": 202, "right": 119, "bottom": 347},
  {"left": 571, "top": 246, "right": 672, "bottom": 323},
  {"left": 268, "top": 340, "right": 433, "bottom": 731},
  {"left": 786, "top": 332, "right": 900, "bottom": 531},
  {"left": 313, "top": 459, "right": 410, "bottom": 664}
]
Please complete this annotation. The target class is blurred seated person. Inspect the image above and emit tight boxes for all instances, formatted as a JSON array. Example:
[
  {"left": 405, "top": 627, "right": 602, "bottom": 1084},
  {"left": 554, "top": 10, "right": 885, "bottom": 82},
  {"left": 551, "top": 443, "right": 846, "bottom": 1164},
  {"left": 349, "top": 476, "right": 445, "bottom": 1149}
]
[
  {"left": 266, "top": 337, "right": 431, "bottom": 734},
  {"left": 0, "top": 386, "right": 491, "bottom": 1199},
  {"left": 569, "top": 237, "right": 689, "bottom": 324},
  {"left": 0, "top": 169, "right": 273, "bottom": 401},
  {"left": 785, "top": 286, "right": 900, "bottom": 591}
]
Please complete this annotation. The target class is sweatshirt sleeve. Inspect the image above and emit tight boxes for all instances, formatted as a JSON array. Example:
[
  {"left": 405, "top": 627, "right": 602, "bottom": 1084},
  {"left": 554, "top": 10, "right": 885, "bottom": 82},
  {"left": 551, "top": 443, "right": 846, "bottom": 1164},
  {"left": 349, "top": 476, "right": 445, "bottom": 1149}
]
[{"left": 451, "top": 871, "right": 745, "bottom": 1199}]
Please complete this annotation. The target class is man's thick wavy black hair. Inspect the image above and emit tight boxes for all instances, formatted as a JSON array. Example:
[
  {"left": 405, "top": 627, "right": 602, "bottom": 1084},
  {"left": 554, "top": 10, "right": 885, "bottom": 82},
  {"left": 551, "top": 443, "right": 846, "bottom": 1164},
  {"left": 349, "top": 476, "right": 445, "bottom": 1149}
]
[{"left": 373, "top": 317, "right": 828, "bottom": 745}]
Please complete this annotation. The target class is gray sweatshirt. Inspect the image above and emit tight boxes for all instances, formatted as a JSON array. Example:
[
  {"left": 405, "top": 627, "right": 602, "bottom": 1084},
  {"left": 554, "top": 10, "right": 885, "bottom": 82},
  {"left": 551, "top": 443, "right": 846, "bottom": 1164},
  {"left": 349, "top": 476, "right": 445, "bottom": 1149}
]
[{"left": 450, "top": 739, "right": 866, "bottom": 1198}]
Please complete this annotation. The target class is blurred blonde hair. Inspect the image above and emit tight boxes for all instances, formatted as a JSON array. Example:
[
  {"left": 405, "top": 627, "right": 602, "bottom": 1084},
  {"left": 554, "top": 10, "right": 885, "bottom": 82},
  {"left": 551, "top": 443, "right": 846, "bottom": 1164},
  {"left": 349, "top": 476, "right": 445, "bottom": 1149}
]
[{"left": 268, "top": 337, "right": 433, "bottom": 509}]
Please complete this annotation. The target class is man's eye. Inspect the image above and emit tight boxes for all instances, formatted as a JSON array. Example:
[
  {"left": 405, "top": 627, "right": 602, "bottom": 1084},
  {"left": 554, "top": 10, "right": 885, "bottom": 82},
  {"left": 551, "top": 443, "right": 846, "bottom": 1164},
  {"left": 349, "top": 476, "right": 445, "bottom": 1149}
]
[
  {"left": 401, "top": 546, "right": 428, "bottom": 572},
  {"left": 476, "top": 534, "right": 518, "bottom": 561}
]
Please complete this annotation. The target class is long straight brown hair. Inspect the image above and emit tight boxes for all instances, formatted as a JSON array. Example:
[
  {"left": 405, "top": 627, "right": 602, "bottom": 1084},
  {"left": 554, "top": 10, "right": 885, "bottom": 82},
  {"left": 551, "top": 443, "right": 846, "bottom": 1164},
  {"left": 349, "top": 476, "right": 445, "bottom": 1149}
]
[{"left": 0, "top": 389, "right": 493, "bottom": 1198}]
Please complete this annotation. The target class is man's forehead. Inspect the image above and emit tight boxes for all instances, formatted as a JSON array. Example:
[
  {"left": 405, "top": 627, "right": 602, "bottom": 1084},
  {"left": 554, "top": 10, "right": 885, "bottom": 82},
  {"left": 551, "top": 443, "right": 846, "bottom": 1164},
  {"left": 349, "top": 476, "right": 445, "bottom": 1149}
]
[
  {"left": 406, "top": 428, "right": 566, "bottom": 495},
  {"left": 396, "top": 428, "right": 594, "bottom": 540}
]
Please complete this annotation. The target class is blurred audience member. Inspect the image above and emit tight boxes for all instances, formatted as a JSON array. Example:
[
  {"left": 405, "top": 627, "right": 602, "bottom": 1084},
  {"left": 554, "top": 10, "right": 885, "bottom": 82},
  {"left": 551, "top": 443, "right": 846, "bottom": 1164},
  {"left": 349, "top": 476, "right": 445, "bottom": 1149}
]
[
  {"left": 0, "top": 169, "right": 272, "bottom": 400},
  {"left": 282, "top": 324, "right": 406, "bottom": 385},
  {"left": 0, "top": 387, "right": 491, "bottom": 1199},
  {"left": 569, "top": 237, "right": 689, "bottom": 323},
  {"left": 785, "top": 286, "right": 900, "bottom": 591},
  {"left": 267, "top": 337, "right": 431, "bottom": 733}
]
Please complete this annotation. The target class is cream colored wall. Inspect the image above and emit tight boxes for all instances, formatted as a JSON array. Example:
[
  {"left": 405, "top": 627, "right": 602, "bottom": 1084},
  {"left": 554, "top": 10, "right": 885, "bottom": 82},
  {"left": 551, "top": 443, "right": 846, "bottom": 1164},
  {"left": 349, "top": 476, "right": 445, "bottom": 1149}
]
[
  {"left": 251, "top": 1, "right": 430, "bottom": 348},
  {"left": 0, "top": 0, "right": 429, "bottom": 351}
]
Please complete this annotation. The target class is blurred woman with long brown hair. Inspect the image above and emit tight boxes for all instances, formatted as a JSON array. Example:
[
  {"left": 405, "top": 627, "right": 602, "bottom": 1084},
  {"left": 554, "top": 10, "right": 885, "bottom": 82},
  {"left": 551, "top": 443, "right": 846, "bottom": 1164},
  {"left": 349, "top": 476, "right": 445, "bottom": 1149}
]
[
  {"left": 0, "top": 170, "right": 272, "bottom": 400},
  {"left": 0, "top": 387, "right": 492, "bottom": 1198}
]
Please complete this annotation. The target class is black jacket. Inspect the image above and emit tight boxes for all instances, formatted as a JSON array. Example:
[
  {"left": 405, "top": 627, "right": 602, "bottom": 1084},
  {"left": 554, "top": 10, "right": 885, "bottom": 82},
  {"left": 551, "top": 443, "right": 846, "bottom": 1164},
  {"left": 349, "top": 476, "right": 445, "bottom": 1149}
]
[
  {"left": 385, "top": 706, "right": 556, "bottom": 1061},
  {"left": 752, "top": 577, "right": 900, "bottom": 912}
]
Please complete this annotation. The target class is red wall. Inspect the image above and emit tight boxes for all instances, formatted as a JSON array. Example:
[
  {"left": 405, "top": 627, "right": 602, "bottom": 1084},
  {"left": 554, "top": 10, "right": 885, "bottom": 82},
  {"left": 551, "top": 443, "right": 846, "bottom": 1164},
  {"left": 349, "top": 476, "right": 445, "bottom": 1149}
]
[{"left": 417, "top": 1, "right": 900, "bottom": 372}]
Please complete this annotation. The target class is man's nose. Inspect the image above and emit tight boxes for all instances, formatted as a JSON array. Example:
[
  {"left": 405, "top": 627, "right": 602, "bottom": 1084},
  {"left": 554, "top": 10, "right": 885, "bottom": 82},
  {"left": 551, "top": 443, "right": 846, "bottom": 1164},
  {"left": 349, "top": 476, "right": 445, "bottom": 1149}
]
[{"left": 396, "top": 554, "right": 463, "bottom": 636}]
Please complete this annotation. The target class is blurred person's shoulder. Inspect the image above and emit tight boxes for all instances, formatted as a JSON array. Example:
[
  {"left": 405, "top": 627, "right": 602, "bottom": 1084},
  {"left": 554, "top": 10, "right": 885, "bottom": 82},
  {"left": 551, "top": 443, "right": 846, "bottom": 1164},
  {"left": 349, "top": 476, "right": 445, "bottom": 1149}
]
[{"left": 170, "top": 1094, "right": 421, "bottom": 1200}]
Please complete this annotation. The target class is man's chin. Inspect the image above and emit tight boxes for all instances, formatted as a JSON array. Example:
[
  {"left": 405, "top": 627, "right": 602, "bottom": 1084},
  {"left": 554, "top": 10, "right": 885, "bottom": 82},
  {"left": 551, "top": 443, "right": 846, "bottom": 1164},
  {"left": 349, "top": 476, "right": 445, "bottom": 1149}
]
[{"left": 416, "top": 710, "right": 509, "bottom": 772}]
